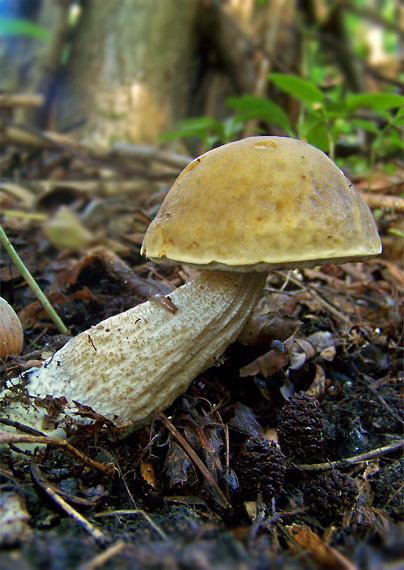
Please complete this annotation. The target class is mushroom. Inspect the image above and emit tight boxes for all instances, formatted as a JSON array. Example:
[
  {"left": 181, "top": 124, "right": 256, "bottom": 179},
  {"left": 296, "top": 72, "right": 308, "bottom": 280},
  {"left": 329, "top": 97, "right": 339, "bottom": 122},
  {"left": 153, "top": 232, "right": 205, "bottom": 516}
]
[
  {"left": 0, "top": 298, "right": 24, "bottom": 359},
  {"left": 5, "top": 137, "right": 381, "bottom": 432}
]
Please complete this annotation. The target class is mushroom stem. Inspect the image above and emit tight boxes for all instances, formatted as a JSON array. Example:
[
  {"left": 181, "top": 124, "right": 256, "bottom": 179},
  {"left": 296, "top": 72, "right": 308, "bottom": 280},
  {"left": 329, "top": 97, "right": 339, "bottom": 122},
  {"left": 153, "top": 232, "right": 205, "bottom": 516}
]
[{"left": 19, "top": 270, "right": 267, "bottom": 429}]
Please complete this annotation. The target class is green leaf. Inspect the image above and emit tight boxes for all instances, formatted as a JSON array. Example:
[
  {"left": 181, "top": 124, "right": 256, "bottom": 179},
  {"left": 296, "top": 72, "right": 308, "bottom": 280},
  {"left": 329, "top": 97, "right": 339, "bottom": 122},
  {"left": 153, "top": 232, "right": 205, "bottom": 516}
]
[
  {"left": 346, "top": 93, "right": 404, "bottom": 113},
  {"left": 391, "top": 107, "right": 404, "bottom": 127},
  {"left": 269, "top": 73, "right": 324, "bottom": 104},
  {"left": 323, "top": 100, "right": 348, "bottom": 119},
  {"left": 0, "top": 17, "right": 50, "bottom": 40},
  {"left": 161, "top": 117, "right": 218, "bottom": 141},
  {"left": 304, "top": 122, "right": 330, "bottom": 152},
  {"left": 220, "top": 116, "right": 244, "bottom": 141},
  {"left": 226, "top": 94, "right": 293, "bottom": 134},
  {"left": 375, "top": 128, "right": 404, "bottom": 151},
  {"left": 350, "top": 118, "right": 379, "bottom": 133}
]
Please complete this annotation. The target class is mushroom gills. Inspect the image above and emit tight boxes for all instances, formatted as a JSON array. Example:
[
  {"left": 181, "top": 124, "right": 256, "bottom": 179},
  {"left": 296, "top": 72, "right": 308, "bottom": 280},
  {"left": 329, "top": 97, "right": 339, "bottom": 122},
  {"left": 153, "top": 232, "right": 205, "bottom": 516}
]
[{"left": 26, "top": 270, "right": 267, "bottom": 428}]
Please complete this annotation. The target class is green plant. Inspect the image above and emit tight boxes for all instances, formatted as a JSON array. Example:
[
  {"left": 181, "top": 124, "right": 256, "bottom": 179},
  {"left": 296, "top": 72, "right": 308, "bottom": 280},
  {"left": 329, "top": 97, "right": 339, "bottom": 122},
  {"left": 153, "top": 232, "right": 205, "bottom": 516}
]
[
  {"left": 0, "top": 224, "right": 68, "bottom": 335},
  {"left": 163, "top": 76, "right": 403, "bottom": 174},
  {"left": 268, "top": 73, "right": 404, "bottom": 166}
]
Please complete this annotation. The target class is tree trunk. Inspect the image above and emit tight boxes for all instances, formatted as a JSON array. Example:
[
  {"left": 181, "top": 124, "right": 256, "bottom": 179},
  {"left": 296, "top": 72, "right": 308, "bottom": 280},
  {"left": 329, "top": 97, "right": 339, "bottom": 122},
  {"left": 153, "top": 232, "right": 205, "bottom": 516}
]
[{"left": 53, "top": 0, "right": 199, "bottom": 146}]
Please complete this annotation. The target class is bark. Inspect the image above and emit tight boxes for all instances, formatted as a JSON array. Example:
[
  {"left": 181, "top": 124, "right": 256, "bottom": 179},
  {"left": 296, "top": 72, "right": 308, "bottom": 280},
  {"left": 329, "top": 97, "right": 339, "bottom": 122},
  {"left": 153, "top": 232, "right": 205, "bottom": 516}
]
[{"left": 53, "top": 0, "right": 199, "bottom": 146}]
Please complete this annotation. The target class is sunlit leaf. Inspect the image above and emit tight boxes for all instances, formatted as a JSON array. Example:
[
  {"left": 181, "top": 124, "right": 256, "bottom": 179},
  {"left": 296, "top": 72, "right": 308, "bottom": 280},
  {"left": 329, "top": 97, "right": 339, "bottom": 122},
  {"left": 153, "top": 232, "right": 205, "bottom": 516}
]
[
  {"left": 269, "top": 73, "right": 324, "bottom": 104},
  {"left": 389, "top": 228, "right": 404, "bottom": 238}
]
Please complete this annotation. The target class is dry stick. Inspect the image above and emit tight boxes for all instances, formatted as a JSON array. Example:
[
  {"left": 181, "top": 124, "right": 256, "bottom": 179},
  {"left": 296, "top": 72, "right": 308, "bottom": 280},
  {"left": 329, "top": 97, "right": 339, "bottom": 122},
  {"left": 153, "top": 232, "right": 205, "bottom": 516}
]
[
  {"left": 30, "top": 463, "right": 108, "bottom": 544},
  {"left": 0, "top": 94, "right": 44, "bottom": 107},
  {"left": 360, "top": 193, "right": 404, "bottom": 212},
  {"left": 0, "top": 122, "right": 180, "bottom": 181},
  {"left": 0, "top": 429, "right": 116, "bottom": 476},
  {"left": 94, "top": 510, "right": 167, "bottom": 540},
  {"left": 157, "top": 412, "right": 231, "bottom": 509},
  {"left": 78, "top": 540, "right": 127, "bottom": 570},
  {"left": 297, "top": 439, "right": 404, "bottom": 472},
  {"left": 98, "top": 447, "right": 167, "bottom": 540},
  {"left": 0, "top": 224, "right": 68, "bottom": 335},
  {"left": 277, "top": 270, "right": 352, "bottom": 325}
]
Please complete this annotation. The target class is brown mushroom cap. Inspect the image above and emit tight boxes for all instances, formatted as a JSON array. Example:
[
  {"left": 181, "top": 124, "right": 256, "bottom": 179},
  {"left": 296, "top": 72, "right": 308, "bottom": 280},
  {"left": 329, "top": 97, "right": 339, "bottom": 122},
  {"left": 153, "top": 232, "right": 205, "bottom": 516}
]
[{"left": 142, "top": 136, "right": 381, "bottom": 271}]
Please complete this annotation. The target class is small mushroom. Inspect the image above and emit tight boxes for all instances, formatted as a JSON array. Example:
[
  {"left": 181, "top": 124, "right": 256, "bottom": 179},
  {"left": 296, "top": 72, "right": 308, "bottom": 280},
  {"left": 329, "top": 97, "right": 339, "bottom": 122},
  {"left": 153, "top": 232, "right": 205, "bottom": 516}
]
[
  {"left": 9, "top": 137, "right": 381, "bottom": 430},
  {"left": 0, "top": 298, "right": 23, "bottom": 359}
]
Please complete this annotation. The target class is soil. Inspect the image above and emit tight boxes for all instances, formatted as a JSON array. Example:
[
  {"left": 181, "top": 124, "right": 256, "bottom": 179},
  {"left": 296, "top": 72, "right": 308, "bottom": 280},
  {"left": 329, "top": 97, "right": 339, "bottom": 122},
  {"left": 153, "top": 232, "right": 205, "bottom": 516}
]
[{"left": 0, "top": 142, "right": 403, "bottom": 569}]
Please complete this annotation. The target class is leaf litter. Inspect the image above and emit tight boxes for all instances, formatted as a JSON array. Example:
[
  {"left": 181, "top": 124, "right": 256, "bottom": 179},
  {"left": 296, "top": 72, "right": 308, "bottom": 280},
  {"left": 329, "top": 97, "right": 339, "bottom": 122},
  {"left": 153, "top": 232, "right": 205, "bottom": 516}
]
[{"left": 0, "top": 138, "right": 403, "bottom": 569}]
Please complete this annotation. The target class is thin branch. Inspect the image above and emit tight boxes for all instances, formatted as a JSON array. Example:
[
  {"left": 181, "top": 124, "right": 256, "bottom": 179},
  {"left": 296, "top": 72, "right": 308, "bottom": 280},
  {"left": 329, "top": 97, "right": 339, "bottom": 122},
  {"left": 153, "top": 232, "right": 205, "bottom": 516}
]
[
  {"left": 360, "top": 192, "right": 404, "bottom": 212},
  {"left": 0, "top": 94, "right": 45, "bottom": 108},
  {"left": 297, "top": 439, "right": 404, "bottom": 472},
  {"left": 78, "top": 540, "right": 127, "bottom": 570},
  {"left": 0, "top": 429, "right": 116, "bottom": 476},
  {"left": 157, "top": 412, "right": 231, "bottom": 509},
  {"left": 94, "top": 510, "right": 167, "bottom": 540},
  {"left": 0, "top": 224, "right": 68, "bottom": 335},
  {"left": 30, "top": 463, "right": 108, "bottom": 544}
]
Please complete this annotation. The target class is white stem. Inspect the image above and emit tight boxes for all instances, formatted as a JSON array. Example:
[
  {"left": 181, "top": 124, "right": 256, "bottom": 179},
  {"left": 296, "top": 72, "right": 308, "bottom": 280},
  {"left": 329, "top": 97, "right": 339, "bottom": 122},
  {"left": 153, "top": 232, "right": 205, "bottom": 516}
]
[{"left": 20, "top": 270, "right": 266, "bottom": 429}]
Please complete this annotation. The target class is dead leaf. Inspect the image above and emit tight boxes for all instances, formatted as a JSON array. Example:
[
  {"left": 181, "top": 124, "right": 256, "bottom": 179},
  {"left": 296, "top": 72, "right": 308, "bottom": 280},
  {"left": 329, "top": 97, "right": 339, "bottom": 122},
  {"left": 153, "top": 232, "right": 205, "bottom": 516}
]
[
  {"left": 164, "top": 440, "right": 197, "bottom": 489},
  {"left": 290, "top": 338, "right": 317, "bottom": 370},
  {"left": 228, "top": 404, "right": 265, "bottom": 437},
  {"left": 307, "top": 364, "right": 327, "bottom": 399},
  {"left": 287, "top": 524, "right": 357, "bottom": 570},
  {"left": 240, "top": 336, "right": 294, "bottom": 378},
  {"left": 43, "top": 205, "right": 95, "bottom": 250},
  {"left": 237, "top": 312, "right": 301, "bottom": 347},
  {"left": 140, "top": 460, "right": 158, "bottom": 489}
]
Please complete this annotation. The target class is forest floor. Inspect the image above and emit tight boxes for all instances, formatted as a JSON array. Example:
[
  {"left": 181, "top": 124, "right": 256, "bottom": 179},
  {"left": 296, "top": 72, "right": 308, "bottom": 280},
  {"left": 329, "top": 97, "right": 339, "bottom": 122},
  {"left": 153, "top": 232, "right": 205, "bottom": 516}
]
[{"left": 0, "top": 137, "right": 403, "bottom": 569}]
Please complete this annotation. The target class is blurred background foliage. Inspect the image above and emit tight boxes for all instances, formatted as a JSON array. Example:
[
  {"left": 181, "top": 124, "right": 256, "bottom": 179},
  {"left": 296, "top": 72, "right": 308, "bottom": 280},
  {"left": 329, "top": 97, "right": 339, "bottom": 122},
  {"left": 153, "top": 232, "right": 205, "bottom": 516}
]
[{"left": 0, "top": 0, "right": 403, "bottom": 174}]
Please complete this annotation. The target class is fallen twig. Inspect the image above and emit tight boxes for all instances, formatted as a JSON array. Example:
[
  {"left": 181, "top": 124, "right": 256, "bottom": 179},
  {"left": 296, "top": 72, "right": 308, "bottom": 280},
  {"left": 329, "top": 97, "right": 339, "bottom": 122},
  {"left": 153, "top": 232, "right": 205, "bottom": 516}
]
[
  {"left": 360, "top": 192, "right": 404, "bottom": 212},
  {"left": 0, "top": 224, "right": 69, "bottom": 335},
  {"left": 297, "top": 439, "right": 404, "bottom": 472},
  {"left": 157, "top": 412, "right": 231, "bottom": 509},
  {"left": 94, "top": 509, "right": 167, "bottom": 540},
  {"left": 30, "top": 463, "right": 109, "bottom": 544},
  {"left": 0, "top": 429, "right": 116, "bottom": 476},
  {"left": 78, "top": 540, "right": 127, "bottom": 570},
  {"left": 0, "top": 94, "right": 44, "bottom": 108}
]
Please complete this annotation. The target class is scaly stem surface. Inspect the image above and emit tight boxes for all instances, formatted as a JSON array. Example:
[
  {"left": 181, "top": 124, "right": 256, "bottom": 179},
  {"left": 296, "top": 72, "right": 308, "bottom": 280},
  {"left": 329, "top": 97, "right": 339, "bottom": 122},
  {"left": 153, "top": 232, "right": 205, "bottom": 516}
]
[{"left": 27, "top": 271, "right": 266, "bottom": 427}]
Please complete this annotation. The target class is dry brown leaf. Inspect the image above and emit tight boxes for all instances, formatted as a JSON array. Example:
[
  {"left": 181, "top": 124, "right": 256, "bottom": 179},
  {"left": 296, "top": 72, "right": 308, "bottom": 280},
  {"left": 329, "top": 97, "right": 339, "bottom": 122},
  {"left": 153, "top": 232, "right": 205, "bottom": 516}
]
[
  {"left": 239, "top": 336, "right": 294, "bottom": 378},
  {"left": 290, "top": 338, "right": 317, "bottom": 370},
  {"left": 307, "top": 364, "right": 327, "bottom": 399},
  {"left": 237, "top": 312, "right": 301, "bottom": 347},
  {"left": 43, "top": 206, "right": 95, "bottom": 250},
  {"left": 287, "top": 524, "right": 357, "bottom": 570},
  {"left": 140, "top": 460, "right": 158, "bottom": 489}
]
